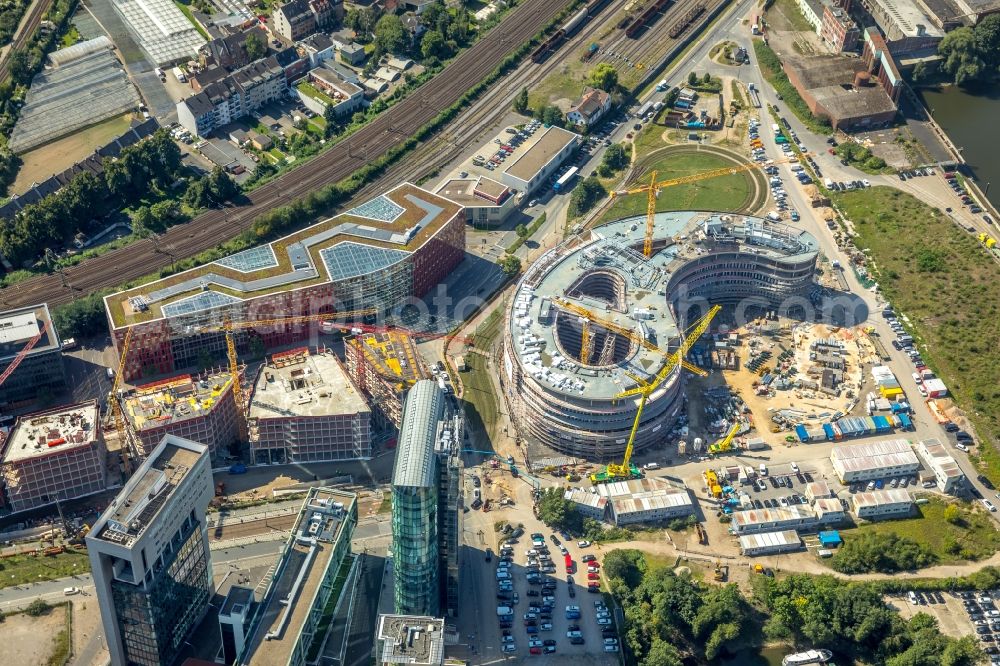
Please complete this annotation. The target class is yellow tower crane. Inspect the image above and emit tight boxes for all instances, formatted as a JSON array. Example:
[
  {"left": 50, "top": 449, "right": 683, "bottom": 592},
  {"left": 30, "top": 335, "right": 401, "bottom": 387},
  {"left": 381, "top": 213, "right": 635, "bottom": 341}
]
[
  {"left": 613, "top": 156, "right": 807, "bottom": 259},
  {"left": 110, "top": 326, "right": 134, "bottom": 475},
  {"left": 590, "top": 304, "right": 721, "bottom": 483}
]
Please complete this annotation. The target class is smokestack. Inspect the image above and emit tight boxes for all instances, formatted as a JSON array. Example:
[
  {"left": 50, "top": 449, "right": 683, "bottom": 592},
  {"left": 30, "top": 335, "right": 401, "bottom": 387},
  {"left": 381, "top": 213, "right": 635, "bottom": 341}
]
[{"left": 854, "top": 71, "right": 872, "bottom": 88}]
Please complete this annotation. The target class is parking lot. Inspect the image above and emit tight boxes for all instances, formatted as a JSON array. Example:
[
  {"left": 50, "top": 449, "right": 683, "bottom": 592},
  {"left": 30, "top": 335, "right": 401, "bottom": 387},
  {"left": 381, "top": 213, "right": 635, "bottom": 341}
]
[{"left": 895, "top": 589, "right": 1000, "bottom": 662}]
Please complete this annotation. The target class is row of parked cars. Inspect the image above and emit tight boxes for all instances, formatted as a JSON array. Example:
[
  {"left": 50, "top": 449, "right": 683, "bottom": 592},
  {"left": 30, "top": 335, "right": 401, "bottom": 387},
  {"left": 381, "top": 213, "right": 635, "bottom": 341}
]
[
  {"left": 960, "top": 590, "right": 1000, "bottom": 662},
  {"left": 943, "top": 171, "right": 984, "bottom": 214},
  {"left": 851, "top": 476, "right": 915, "bottom": 492}
]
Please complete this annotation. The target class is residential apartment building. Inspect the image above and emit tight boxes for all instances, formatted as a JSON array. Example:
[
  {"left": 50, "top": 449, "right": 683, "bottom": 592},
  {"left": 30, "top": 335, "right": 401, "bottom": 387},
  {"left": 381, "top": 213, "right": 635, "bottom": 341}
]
[
  {"left": 296, "top": 66, "right": 364, "bottom": 117},
  {"left": 391, "top": 380, "right": 463, "bottom": 618},
  {"left": 120, "top": 371, "right": 240, "bottom": 461},
  {"left": 298, "top": 32, "right": 334, "bottom": 66},
  {"left": 248, "top": 347, "right": 371, "bottom": 465},
  {"left": 235, "top": 487, "right": 357, "bottom": 666},
  {"left": 271, "top": 0, "right": 339, "bottom": 43},
  {"left": 199, "top": 30, "right": 255, "bottom": 70},
  {"left": 87, "top": 436, "right": 214, "bottom": 666},
  {"left": 0, "top": 304, "right": 66, "bottom": 410},
  {"left": 566, "top": 87, "right": 611, "bottom": 127},
  {"left": 177, "top": 56, "right": 288, "bottom": 136},
  {"left": 0, "top": 401, "right": 106, "bottom": 513}
]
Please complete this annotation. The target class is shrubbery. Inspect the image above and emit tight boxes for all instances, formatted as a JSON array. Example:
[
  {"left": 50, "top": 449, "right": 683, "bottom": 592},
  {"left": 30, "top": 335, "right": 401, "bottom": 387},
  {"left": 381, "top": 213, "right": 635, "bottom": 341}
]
[{"left": 830, "top": 531, "right": 937, "bottom": 574}]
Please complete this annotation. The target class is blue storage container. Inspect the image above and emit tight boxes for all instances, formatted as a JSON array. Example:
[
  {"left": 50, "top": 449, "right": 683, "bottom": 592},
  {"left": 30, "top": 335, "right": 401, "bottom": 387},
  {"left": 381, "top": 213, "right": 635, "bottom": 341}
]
[{"left": 795, "top": 424, "right": 809, "bottom": 442}]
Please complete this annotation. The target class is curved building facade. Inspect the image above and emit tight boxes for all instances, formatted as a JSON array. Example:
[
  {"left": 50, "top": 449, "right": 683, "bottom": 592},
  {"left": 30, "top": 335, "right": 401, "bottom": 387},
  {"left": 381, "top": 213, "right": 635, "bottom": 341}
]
[{"left": 502, "top": 212, "right": 818, "bottom": 459}]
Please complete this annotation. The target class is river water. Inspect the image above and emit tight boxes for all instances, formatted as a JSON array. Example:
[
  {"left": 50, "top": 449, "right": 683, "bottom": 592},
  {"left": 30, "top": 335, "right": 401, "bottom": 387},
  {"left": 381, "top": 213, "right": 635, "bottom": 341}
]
[{"left": 918, "top": 84, "right": 1000, "bottom": 209}]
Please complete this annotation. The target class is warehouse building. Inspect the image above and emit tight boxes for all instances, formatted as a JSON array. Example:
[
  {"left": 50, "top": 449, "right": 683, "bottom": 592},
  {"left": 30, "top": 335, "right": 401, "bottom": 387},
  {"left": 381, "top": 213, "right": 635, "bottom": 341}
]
[
  {"left": 434, "top": 176, "right": 517, "bottom": 227},
  {"left": 235, "top": 487, "right": 357, "bottom": 666},
  {"left": 0, "top": 304, "right": 66, "bottom": 410},
  {"left": 345, "top": 330, "right": 427, "bottom": 429},
  {"left": 111, "top": 0, "right": 205, "bottom": 66},
  {"left": 915, "top": 438, "right": 965, "bottom": 493},
  {"left": 739, "top": 530, "right": 803, "bottom": 556},
  {"left": 121, "top": 370, "right": 240, "bottom": 461},
  {"left": 248, "top": 347, "right": 370, "bottom": 465},
  {"left": 0, "top": 401, "right": 106, "bottom": 513},
  {"left": 499, "top": 125, "right": 579, "bottom": 197},
  {"left": 850, "top": 0, "right": 943, "bottom": 56},
  {"left": 564, "top": 488, "right": 608, "bottom": 520},
  {"left": 852, "top": 488, "right": 913, "bottom": 519},
  {"left": 813, "top": 498, "right": 848, "bottom": 525},
  {"left": 595, "top": 477, "right": 694, "bottom": 526},
  {"left": 105, "top": 184, "right": 465, "bottom": 382},
  {"left": 781, "top": 53, "right": 898, "bottom": 131},
  {"left": 830, "top": 438, "right": 920, "bottom": 483},
  {"left": 730, "top": 506, "right": 818, "bottom": 534}
]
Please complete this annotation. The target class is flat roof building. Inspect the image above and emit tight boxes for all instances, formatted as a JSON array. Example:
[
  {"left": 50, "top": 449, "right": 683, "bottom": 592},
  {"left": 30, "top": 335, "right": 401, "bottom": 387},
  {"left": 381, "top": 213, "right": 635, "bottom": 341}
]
[
  {"left": 88, "top": 435, "right": 214, "bottom": 666},
  {"left": 0, "top": 400, "right": 106, "bottom": 513},
  {"left": 804, "top": 480, "right": 831, "bottom": 500},
  {"left": 730, "top": 506, "right": 818, "bottom": 534},
  {"left": 236, "top": 487, "right": 357, "bottom": 666},
  {"left": 121, "top": 370, "right": 240, "bottom": 461},
  {"left": 813, "top": 498, "right": 848, "bottom": 525},
  {"left": 781, "top": 54, "right": 898, "bottom": 131},
  {"left": 434, "top": 176, "right": 517, "bottom": 228},
  {"left": 564, "top": 487, "right": 608, "bottom": 520},
  {"left": 594, "top": 477, "right": 694, "bottom": 526},
  {"left": 0, "top": 303, "right": 65, "bottom": 410},
  {"left": 105, "top": 184, "right": 465, "bottom": 382},
  {"left": 248, "top": 347, "right": 371, "bottom": 465},
  {"left": 345, "top": 331, "right": 428, "bottom": 429},
  {"left": 500, "top": 126, "right": 579, "bottom": 196},
  {"left": 852, "top": 0, "right": 944, "bottom": 55},
  {"left": 852, "top": 488, "right": 913, "bottom": 519},
  {"left": 830, "top": 438, "right": 920, "bottom": 483},
  {"left": 110, "top": 0, "right": 206, "bottom": 66},
  {"left": 375, "top": 615, "right": 445, "bottom": 666},
  {"left": 739, "top": 530, "right": 803, "bottom": 556},
  {"left": 916, "top": 438, "right": 965, "bottom": 493}
]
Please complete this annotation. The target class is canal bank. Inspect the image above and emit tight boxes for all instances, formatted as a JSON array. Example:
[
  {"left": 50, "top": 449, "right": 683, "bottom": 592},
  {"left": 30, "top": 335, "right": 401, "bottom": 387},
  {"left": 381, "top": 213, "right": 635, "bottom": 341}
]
[{"left": 918, "top": 84, "right": 1000, "bottom": 214}]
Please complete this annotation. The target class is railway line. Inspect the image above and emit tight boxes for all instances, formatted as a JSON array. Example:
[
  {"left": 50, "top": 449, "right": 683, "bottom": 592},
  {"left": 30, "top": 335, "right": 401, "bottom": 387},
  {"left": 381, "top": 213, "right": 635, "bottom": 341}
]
[
  {"left": 0, "top": 0, "right": 56, "bottom": 83},
  {"left": 0, "top": 0, "right": 576, "bottom": 310}
]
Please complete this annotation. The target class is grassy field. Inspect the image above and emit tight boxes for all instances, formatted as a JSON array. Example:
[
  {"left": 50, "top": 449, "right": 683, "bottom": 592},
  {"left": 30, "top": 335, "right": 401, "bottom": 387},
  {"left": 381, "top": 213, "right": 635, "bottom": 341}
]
[
  {"left": 835, "top": 186, "right": 1000, "bottom": 484},
  {"left": 0, "top": 550, "right": 91, "bottom": 589},
  {"left": 597, "top": 147, "right": 758, "bottom": 224},
  {"left": 766, "top": 0, "right": 817, "bottom": 33},
  {"left": 526, "top": 67, "right": 587, "bottom": 110},
  {"left": 461, "top": 309, "right": 504, "bottom": 440},
  {"left": 12, "top": 114, "right": 134, "bottom": 194},
  {"left": 839, "top": 498, "right": 1000, "bottom": 563}
]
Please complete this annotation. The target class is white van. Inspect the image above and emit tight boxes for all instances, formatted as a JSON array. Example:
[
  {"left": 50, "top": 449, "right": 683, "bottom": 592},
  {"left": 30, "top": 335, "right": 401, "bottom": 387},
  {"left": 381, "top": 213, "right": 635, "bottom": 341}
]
[
  {"left": 766, "top": 211, "right": 781, "bottom": 222},
  {"left": 497, "top": 605, "right": 513, "bottom": 616},
  {"left": 759, "top": 463, "right": 768, "bottom": 476},
  {"left": 643, "top": 462, "right": 660, "bottom": 470},
  {"left": 64, "top": 587, "right": 80, "bottom": 596}
]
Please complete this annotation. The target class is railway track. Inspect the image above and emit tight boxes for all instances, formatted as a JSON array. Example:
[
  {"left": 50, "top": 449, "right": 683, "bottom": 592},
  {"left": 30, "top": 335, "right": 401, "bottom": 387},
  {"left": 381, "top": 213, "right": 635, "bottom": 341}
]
[
  {"left": 0, "top": 0, "right": 56, "bottom": 83},
  {"left": 0, "top": 0, "right": 575, "bottom": 310}
]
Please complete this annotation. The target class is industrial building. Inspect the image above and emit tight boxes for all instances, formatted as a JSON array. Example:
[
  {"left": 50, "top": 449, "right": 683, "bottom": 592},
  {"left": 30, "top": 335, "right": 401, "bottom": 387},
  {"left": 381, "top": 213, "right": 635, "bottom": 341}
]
[
  {"left": 830, "top": 439, "right": 920, "bottom": 483},
  {"left": 916, "top": 438, "right": 965, "bottom": 493},
  {"left": 376, "top": 615, "right": 446, "bottom": 666},
  {"left": 0, "top": 401, "right": 106, "bottom": 513},
  {"left": 812, "top": 498, "right": 848, "bottom": 524},
  {"left": 248, "top": 347, "right": 371, "bottom": 464},
  {"left": 0, "top": 303, "right": 65, "bottom": 410},
  {"left": 235, "top": 487, "right": 357, "bottom": 666},
  {"left": 110, "top": 0, "right": 206, "bottom": 66},
  {"left": 88, "top": 435, "right": 214, "bottom": 666},
  {"left": 730, "top": 506, "right": 819, "bottom": 534},
  {"left": 105, "top": 183, "right": 465, "bottom": 382},
  {"left": 120, "top": 371, "right": 240, "bottom": 461},
  {"left": 852, "top": 488, "right": 913, "bottom": 519},
  {"left": 502, "top": 213, "right": 818, "bottom": 459},
  {"left": 434, "top": 176, "right": 518, "bottom": 227},
  {"left": 391, "top": 380, "right": 463, "bottom": 618},
  {"left": 345, "top": 330, "right": 427, "bottom": 429},
  {"left": 739, "top": 530, "right": 803, "bottom": 556},
  {"left": 564, "top": 488, "right": 608, "bottom": 520},
  {"left": 849, "top": 0, "right": 944, "bottom": 55},
  {"left": 781, "top": 53, "right": 899, "bottom": 131},
  {"left": 499, "top": 126, "right": 579, "bottom": 196}
]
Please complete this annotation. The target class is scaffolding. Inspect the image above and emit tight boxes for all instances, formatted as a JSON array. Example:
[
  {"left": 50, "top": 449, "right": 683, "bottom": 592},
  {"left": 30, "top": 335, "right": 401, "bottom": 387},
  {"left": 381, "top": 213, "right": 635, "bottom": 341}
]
[{"left": 345, "top": 331, "right": 427, "bottom": 429}]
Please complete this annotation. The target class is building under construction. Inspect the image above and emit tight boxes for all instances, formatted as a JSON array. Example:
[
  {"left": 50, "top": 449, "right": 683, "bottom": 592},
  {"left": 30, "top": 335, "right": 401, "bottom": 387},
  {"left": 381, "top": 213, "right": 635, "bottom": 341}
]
[
  {"left": 120, "top": 370, "right": 240, "bottom": 461},
  {"left": 0, "top": 400, "right": 106, "bottom": 513},
  {"left": 0, "top": 303, "right": 66, "bottom": 410},
  {"left": 345, "top": 331, "right": 427, "bottom": 429},
  {"left": 248, "top": 347, "right": 371, "bottom": 465}
]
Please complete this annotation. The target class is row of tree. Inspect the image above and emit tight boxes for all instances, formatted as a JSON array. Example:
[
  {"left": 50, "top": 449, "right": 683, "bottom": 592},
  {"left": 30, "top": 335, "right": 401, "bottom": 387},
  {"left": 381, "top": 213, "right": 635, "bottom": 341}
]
[
  {"left": 0, "top": 130, "right": 196, "bottom": 267},
  {"left": 603, "top": 548, "right": 983, "bottom": 666}
]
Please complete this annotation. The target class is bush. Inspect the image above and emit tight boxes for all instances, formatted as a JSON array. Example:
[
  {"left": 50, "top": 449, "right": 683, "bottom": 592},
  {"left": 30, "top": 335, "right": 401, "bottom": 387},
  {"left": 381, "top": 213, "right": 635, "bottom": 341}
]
[
  {"left": 830, "top": 532, "right": 937, "bottom": 573},
  {"left": 24, "top": 598, "right": 51, "bottom": 616}
]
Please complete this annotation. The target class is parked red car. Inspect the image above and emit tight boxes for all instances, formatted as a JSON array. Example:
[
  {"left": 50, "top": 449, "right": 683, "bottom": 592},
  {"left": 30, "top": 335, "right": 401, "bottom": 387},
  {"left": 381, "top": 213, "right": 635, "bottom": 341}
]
[{"left": 587, "top": 572, "right": 600, "bottom": 580}]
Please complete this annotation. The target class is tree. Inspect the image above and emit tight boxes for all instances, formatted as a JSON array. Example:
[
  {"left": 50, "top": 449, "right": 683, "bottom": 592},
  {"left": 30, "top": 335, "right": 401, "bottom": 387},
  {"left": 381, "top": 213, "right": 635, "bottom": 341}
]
[
  {"left": 515, "top": 223, "right": 529, "bottom": 238},
  {"left": 938, "top": 27, "right": 987, "bottom": 86},
  {"left": 943, "top": 504, "right": 961, "bottom": 524},
  {"left": 600, "top": 143, "right": 630, "bottom": 172},
  {"left": 374, "top": 14, "right": 407, "bottom": 54},
  {"left": 703, "top": 71, "right": 712, "bottom": 84},
  {"left": 568, "top": 176, "right": 607, "bottom": 218},
  {"left": 499, "top": 253, "right": 521, "bottom": 276},
  {"left": 537, "top": 487, "right": 581, "bottom": 532},
  {"left": 420, "top": 29, "right": 449, "bottom": 60},
  {"left": 588, "top": 63, "right": 618, "bottom": 92},
  {"left": 603, "top": 548, "right": 646, "bottom": 588},
  {"left": 24, "top": 599, "right": 51, "bottom": 617},
  {"left": 130, "top": 206, "right": 153, "bottom": 237},
  {"left": 513, "top": 87, "right": 529, "bottom": 114},
  {"left": 8, "top": 50, "right": 29, "bottom": 84},
  {"left": 540, "top": 105, "right": 563, "bottom": 127},
  {"left": 688, "top": 70, "right": 698, "bottom": 85},
  {"left": 245, "top": 30, "right": 266, "bottom": 61}
]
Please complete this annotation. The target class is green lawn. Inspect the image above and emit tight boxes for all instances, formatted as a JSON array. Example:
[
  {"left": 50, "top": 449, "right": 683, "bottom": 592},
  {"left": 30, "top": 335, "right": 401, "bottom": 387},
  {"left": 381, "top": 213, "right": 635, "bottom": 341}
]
[
  {"left": 0, "top": 550, "right": 90, "bottom": 589},
  {"left": 461, "top": 309, "right": 503, "bottom": 438},
  {"left": 836, "top": 186, "right": 1000, "bottom": 484},
  {"left": 839, "top": 498, "right": 1000, "bottom": 563},
  {"left": 297, "top": 81, "right": 336, "bottom": 107},
  {"left": 173, "top": 0, "right": 210, "bottom": 39},
  {"left": 767, "top": 0, "right": 817, "bottom": 33},
  {"left": 598, "top": 147, "right": 757, "bottom": 224}
]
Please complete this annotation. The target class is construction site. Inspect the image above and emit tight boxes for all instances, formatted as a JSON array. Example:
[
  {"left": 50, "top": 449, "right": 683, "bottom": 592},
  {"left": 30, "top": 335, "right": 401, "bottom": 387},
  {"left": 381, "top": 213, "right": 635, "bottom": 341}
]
[{"left": 345, "top": 331, "right": 429, "bottom": 431}]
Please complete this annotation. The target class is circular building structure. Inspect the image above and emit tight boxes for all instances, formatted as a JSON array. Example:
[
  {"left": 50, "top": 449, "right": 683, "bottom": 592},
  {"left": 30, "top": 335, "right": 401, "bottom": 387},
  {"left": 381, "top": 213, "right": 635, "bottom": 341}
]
[{"left": 501, "top": 211, "right": 819, "bottom": 460}]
